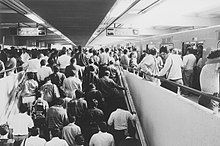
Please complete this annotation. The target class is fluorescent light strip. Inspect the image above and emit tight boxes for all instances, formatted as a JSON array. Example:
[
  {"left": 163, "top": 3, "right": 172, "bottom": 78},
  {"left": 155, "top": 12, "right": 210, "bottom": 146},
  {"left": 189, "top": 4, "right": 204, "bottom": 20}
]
[
  {"left": 109, "top": 0, "right": 136, "bottom": 18},
  {"left": 48, "top": 27, "right": 56, "bottom": 32},
  {"left": 54, "top": 31, "right": 62, "bottom": 36},
  {"left": 25, "top": 13, "right": 45, "bottom": 24},
  {"left": 138, "top": 0, "right": 161, "bottom": 14}
]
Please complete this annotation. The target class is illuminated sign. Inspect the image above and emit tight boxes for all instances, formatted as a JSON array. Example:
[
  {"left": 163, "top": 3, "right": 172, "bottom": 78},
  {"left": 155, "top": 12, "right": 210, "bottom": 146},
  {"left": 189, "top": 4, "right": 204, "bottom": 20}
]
[
  {"left": 17, "top": 27, "right": 46, "bottom": 36},
  {"left": 106, "top": 28, "right": 139, "bottom": 36}
]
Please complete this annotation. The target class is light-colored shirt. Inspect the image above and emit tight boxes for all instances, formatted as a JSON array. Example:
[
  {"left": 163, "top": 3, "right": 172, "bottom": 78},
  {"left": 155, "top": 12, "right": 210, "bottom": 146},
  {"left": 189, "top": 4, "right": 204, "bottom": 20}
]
[
  {"left": 62, "top": 123, "right": 81, "bottom": 146},
  {"left": 58, "top": 54, "right": 71, "bottom": 69},
  {"left": 63, "top": 77, "right": 82, "bottom": 98},
  {"left": 183, "top": 54, "right": 196, "bottom": 70},
  {"left": 137, "top": 54, "right": 160, "bottom": 84},
  {"left": 20, "top": 135, "right": 46, "bottom": 146},
  {"left": 9, "top": 113, "right": 34, "bottom": 135},
  {"left": 200, "top": 63, "right": 220, "bottom": 94},
  {"left": 37, "top": 66, "right": 53, "bottom": 82},
  {"left": 45, "top": 137, "right": 68, "bottom": 146},
  {"left": 27, "top": 58, "right": 41, "bottom": 72},
  {"left": 159, "top": 54, "right": 183, "bottom": 80},
  {"left": 89, "top": 131, "right": 114, "bottom": 146},
  {"left": 108, "top": 109, "right": 133, "bottom": 130},
  {"left": 120, "top": 54, "right": 129, "bottom": 69},
  {"left": 99, "top": 53, "right": 110, "bottom": 65}
]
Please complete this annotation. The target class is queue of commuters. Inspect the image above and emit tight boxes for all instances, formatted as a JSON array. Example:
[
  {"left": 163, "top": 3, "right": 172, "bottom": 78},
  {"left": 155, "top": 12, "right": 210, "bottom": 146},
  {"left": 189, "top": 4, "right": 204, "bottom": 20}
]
[
  {"left": 0, "top": 46, "right": 140, "bottom": 146},
  {"left": 0, "top": 44, "right": 219, "bottom": 145}
]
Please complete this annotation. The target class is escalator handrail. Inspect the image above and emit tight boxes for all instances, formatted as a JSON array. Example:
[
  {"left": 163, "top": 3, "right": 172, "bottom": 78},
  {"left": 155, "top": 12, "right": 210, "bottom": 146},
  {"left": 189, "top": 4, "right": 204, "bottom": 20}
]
[
  {"left": 128, "top": 67, "right": 220, "bottom": 102},
  {"left": 118, "top": 66, "right": 149, "bottom": 146}
]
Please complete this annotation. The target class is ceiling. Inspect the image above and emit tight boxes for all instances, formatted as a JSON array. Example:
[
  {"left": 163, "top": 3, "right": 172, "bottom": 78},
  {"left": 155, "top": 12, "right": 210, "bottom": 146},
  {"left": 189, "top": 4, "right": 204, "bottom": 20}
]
[
  {"left": 88, "top": 0, "right": 220, "bottom": 46},
  {"left": 0, "top": 0, "right": 116, "bottom": 46},
  {"left": 1, "top": 0, "right": 220, "bottom": 48}
]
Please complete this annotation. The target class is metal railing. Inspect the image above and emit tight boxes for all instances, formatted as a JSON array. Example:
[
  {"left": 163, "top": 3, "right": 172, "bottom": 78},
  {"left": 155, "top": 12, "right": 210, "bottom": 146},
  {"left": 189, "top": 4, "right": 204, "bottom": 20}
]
[
  {"left": 127, "top": 67, "right": 219, "bottom": 102},
  {"left": 0, "top": 64, "right": 28, "bottom": 76},
  {"left": 117, "top": 66, "right": 149, "bottom": 146}
]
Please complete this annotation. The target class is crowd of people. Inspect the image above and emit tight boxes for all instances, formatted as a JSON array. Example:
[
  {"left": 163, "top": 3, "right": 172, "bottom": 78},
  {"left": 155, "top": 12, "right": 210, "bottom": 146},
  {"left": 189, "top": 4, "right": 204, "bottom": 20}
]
[
  {"left": 0, "top": 45, "right": 140, "bottom": 146},
  {"left": 0, "top": 43, "right": 219, "bottom": 145}
]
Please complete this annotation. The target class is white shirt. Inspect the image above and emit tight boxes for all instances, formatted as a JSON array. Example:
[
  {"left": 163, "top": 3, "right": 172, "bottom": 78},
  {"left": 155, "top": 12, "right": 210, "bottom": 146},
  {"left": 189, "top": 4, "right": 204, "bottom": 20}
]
[
  {"left": 45, "top": 137, "right": 68, "bottom": 146},
  {"left": 200, "top": 63, "right": 220, "bottom": 94},
  {"left": 27, "top": 58, "right": 41, "bottom": 72},
  {"left": 63, "top": 77, "right": 82, "bottom": 98},
  {"left": 137, "top": 54, "right": 160, "bottom": 84},
  {"left": 62, "top": 123, "right": 81, "bottom": 146},
  {"left": 89, "top": 131, "right": 114, "bottom": 146},
  {"left": 99, "top": 53, "right": 110, "bottom": 65},
  {"left": 183, "top": 54, "right": 197, "bottom": 70},
  {"left": 58, "top": 54, "right": 71, "bottom": 69},
  {"left": 20, "top": 135, "right": 46, "bottom": 146},
  {"left": 108, "top": 109, "right": 133, "bottom": 130},
  {"left": 9, "top": 113, "right": 34, "bottom": 135},
  {"left": 159, "top": 54, "right": 183, "bottom": 80},
  {"left": 37, "top": 66, "right": 53, "bottom": 81}
]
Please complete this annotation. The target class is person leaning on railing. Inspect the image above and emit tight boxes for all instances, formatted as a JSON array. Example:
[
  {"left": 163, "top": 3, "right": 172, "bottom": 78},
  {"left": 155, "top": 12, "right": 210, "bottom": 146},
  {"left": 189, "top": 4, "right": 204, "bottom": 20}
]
[{"left": 198, "top": 49, "right": 220, "bottom": 111}]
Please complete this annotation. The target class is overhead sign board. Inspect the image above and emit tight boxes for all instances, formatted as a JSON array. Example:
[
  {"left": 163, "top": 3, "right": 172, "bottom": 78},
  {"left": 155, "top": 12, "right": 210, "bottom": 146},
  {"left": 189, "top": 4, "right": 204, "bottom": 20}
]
[
  {"left": 106, "top": 28, "right": 139, "bottom": 37},
  {"left": 17, "top": 27, "right": 46, "bottom": 36}
]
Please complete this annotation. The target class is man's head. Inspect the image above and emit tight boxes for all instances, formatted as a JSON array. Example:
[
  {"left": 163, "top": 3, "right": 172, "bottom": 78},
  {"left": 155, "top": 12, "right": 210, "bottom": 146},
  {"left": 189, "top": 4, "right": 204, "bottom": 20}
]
[
  {"left": 99, "top": 122, "right": 108, "bottom": 132},
  {"left": 51, "top": 128, "right": 61, "bottom": 138},
  {"left": 159, "top": 46, "right": 169, "bottom": 59},
  {"left": 30, "top": 127, "right": 40, "bottom": 136},
  {"left": 40, "top": 59, "right": 46, "bottom": 66}
]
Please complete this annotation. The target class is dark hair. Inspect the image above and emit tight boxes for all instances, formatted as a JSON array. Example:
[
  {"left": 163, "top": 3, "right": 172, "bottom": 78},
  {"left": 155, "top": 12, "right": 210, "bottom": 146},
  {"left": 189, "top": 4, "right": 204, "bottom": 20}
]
[
  {"left": 51, "top": 128, "right": 60, "bottom": 137},
  {"left": 89, "top": 58, "right": 94, "bottom": 64},
  {"left": 105, "top": 48, "right": 109, "bottom": 53},
  {"left": 30, "top": 127, "right": 39, "bottom": 136},
  {"left": 123, "top": 49, "right": 128, "bottom": 54},
  {"left": 207, "top": 49, "right": 220, "bottom": 59},
  {"left": 0, "top": 124, "right": 9, "bottom": 135},
  {"left": 75, "top": 134, "right": 85, "bottom": 145},
  {"left": 159, "top": 46, "right": 168, "bottom": 54},
  {"left": 99, "top": 122, "right": 108, "bottom": 132},
  {"left": 53, "top": 65, "right": 59, "bottom": 73},
  {"left": 20, "top": 104, "right": 28, "bottom": 113},
  {"left": 187, "top": 47, "right": 193, "bottom": 54},
  {"left": 27, "top": 72, "right": 35, "bottom": 80},
  {"left": 100, "top": 48, "right": 104, "bottom": 53},
  {"left": 40, "top": 59, "right": 46, "bottom": 66},
  {"left": 149, "top": 48, "right": 156, "bottom": 55},
  {"left": 68, "top": 115, "right": 76, "bottom": 123},
  {"left": 75, "top": 90, "right": 84, "bottom": 99}
]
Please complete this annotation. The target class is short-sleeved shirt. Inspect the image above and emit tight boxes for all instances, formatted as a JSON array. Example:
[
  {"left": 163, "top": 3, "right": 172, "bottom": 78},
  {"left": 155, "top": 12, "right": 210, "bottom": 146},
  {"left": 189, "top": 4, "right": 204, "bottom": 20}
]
[
  {"left": 9, "top": 113, "right": 34, "bottom": 135},
  {"left": 108, "top": 109, "right": 133, "bottom": 130}
]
